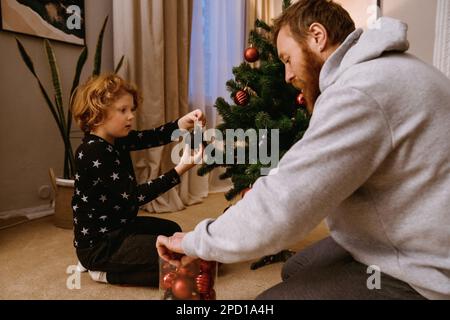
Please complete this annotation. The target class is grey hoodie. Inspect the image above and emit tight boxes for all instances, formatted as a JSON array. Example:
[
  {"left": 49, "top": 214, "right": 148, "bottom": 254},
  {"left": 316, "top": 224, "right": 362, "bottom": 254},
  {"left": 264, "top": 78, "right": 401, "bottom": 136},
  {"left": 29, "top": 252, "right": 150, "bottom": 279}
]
[{"left": 183, "top": 18, "right": 450, "bottom": 300}]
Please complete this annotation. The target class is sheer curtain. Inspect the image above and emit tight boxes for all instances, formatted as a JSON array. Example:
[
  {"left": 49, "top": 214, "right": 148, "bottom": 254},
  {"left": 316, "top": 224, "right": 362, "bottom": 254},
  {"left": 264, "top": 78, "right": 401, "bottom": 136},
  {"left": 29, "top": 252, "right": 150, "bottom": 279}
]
[{"left": 188, "top": 0, "right": 247, "bottom": 194}]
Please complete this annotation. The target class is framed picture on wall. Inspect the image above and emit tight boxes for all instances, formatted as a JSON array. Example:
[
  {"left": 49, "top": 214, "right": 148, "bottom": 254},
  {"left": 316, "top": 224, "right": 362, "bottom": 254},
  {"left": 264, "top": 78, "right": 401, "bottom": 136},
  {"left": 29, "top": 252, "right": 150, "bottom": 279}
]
[{"left": 0, "top": 0, "right": 85, "bottom": 46}]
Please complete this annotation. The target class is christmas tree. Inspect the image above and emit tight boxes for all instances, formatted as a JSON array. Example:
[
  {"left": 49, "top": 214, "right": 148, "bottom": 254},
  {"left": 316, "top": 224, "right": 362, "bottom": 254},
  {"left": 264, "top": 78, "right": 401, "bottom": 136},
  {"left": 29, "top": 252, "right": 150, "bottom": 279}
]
[{"left": 198, "top": 0, "right": 310, "bottom": 201}]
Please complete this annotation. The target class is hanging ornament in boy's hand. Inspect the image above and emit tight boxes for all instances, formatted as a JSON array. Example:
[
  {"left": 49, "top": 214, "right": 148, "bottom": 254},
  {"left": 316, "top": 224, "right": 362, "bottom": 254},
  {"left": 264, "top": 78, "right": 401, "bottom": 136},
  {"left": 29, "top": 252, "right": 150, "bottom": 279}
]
[
  {"left": 296, "top": 92, "right": 306, "bottom": 106},
  {"left": 244, "top": 46, "right": 260, "bottom": 63},
  {"left": 234, "top": 90, "right": 249, "bottom": 106}
]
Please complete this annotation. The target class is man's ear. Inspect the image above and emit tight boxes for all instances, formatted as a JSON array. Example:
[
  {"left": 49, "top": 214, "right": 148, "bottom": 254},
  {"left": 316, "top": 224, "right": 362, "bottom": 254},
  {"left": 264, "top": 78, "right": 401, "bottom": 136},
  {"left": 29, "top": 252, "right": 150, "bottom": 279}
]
[{"left": 308, "top": 22, "right": 328, "bottom": 53}]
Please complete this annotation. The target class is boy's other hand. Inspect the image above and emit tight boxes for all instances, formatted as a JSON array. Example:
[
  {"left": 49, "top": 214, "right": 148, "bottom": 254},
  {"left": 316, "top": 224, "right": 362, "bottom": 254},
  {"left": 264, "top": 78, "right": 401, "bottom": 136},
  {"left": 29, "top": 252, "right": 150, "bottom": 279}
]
[{"left": 178, "top": 109, "right": 206, "bottom": 131}]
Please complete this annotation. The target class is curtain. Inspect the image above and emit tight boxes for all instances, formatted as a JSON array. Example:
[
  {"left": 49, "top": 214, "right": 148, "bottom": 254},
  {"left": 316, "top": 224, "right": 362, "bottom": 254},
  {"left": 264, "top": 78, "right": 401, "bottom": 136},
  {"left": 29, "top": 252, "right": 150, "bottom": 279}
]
[
  {"left": 188, "top": 0, "right": 247, "bottom": 195},
  {"left": 112, "top": 0, "right": 194, "bottom": 212},
  {"left": 245, "top": 0, "right": 283, "bottom": 45},
  {"left": 433, "top": 0, "right": 450, "bottom": 78}
]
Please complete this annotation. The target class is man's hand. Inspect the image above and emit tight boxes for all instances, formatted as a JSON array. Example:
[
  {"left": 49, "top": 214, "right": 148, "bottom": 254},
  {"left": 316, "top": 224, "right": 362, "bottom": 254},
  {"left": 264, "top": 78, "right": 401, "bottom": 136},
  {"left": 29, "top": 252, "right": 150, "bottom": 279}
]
[
  {"left": 157, "top": 232, "right": 192, "bottom": 268},
  {"left": 178, "top": 109, "right": 206, "bottom": 131}
]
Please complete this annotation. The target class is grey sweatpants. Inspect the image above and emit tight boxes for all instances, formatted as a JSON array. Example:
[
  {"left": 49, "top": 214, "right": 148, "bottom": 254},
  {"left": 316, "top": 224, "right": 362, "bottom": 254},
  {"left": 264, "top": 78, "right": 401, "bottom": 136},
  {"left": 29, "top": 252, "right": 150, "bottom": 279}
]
[{"left": 256, "top": 237, "right": 426, "bottom": 300}]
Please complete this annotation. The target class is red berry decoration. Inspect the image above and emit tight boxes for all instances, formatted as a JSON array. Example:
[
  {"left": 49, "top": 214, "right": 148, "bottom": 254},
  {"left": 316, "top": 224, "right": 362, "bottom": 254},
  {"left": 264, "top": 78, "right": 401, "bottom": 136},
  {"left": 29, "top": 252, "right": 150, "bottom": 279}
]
[
  {"left": 172, "top": 277, "right": 194, "bottom": 300},
  {"left": 161, "top": 271, "right": 177, "bottom": 290},
  {"left": 244, "top": 47, "right": 260, "bottom": 63},
  {"left": 195, "top": 273, "right": 211, "bottom": 294},
  {"left": 234, "top": 90, "right": 249, "bottom": 106},
  {"left": 296, "top": 92, "right": 306, "bottom": 106}
]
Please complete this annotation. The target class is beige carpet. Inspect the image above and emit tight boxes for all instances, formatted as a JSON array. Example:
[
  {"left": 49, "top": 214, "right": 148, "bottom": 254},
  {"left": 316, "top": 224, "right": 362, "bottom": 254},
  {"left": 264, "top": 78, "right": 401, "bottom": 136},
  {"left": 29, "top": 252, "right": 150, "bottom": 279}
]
[{"left": 0, "top": 193, "right": 328, "bottom": 300}]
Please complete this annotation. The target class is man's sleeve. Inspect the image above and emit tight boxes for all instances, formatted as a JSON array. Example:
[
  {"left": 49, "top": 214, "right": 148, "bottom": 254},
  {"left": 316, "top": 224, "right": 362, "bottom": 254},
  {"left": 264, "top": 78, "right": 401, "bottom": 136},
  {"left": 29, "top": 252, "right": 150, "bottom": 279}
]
[{"left": 182, "top": 87, "right": 394, "bottom": 263}]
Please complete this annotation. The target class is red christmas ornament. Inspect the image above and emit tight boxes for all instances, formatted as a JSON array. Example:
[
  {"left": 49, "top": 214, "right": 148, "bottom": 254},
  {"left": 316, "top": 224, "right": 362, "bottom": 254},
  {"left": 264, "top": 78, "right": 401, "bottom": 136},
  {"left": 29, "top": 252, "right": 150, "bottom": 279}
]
[
  {"left": 172, "top": 277, "right": 194, "bottom": 300},
  {"left": 161, "top": 272, "right": 177, "bottom": 290},
  {"left": 241, "top": 187, "right": 252, "bottom": 198},
  {"left": 244, "top": 47, "right": 260, "bottom": 63},
  {"left": 177, "top": 266, "right": 195, "bottom": 278},
  {"left": 199, "top": 260, "right": 215, "bottom": 274},
  {"left": 195, "top": 273, "right": 211, "bottom": 294},
  {"left": 202, "top": 289, "right": 216, "bottom": 300},
  {"left": 296, "top": 92, "right": 306, "bottom": 106},
  {"left": 234, "top": 90, "right": 249, "bottom": 106}
]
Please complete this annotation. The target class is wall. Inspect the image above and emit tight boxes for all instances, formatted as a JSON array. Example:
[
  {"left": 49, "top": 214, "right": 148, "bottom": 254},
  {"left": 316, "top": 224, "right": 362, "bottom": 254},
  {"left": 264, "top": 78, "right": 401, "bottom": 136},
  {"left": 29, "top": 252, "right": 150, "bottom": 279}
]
[
  {"left": 0, "top": 0, "right": 114, "bottom": 213},
  {"left": 337, "top": 0, "right": 438, "bottom": 65}
]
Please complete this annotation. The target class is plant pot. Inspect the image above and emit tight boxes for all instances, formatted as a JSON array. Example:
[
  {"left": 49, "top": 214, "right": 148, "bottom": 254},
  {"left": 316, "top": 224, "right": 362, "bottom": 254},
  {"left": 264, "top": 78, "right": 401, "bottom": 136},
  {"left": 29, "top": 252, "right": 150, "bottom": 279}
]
[{"left": 49, "top": 169, "right": 74, "bottom": 229}]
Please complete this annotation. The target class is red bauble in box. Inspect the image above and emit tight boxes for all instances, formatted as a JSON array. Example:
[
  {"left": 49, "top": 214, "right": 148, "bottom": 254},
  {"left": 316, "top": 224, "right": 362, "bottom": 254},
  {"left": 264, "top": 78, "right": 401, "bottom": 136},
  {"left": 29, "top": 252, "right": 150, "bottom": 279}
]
[
  {"left": 234, "top": 90, "right": 249, "bottom": 106},
  {"left": 244, "top": 47, "right": 260, "bottom": 63},
  {"left": 241, "top": 187, "right": 252, "bottom": 198},
  {"left": 160, "top": 258, "right": 218, "bottom": 300}
]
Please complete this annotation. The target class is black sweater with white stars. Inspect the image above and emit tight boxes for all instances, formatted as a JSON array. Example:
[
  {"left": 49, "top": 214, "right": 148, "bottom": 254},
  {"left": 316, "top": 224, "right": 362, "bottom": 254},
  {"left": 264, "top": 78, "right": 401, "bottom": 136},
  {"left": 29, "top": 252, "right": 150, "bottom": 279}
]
[{"left": 72, "top": 120, "right": 181, "bottom": 249}]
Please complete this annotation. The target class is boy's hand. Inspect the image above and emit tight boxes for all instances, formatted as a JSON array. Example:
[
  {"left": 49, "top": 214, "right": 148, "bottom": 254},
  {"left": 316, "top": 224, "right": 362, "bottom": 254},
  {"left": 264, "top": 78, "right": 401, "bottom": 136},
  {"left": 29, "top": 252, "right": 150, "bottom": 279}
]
[
  {"left": 175, "top": 143, "right": 204, "bottom": 176},
  {"left": 178, "top": 109, "right": 206, "bottom": 131}
]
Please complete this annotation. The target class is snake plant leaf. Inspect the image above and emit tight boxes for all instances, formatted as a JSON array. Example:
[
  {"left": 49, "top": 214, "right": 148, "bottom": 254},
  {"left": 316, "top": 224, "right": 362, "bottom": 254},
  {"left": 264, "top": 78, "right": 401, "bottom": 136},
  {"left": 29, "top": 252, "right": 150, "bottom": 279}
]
[
  {"left": 16, "top": 38, "right": 64, "bottom": 136},
  {"left": 114, "top": 55, "right": 125, "bottom": 74},
  {"left": 93, "top": 16, "right": 109, "bottom": 76},
  {"left": 70, "top": 46, "right": 88, "bottom": 97},
  {"left": 68, "top": 46, "right": 88, "bottom": 135},
  {"left": 45, "top": 39, "right": 65, "bottom": 128},
  {"left": 16, "top": 38, "right": 37, "bottom": 76}
]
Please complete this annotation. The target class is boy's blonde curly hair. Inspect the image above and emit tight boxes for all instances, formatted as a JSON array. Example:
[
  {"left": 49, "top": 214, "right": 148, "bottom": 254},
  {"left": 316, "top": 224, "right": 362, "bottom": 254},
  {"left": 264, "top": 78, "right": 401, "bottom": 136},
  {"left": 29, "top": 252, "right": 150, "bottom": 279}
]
[{"left": 71, "top": 74, "right": 142, "bottom": 133}]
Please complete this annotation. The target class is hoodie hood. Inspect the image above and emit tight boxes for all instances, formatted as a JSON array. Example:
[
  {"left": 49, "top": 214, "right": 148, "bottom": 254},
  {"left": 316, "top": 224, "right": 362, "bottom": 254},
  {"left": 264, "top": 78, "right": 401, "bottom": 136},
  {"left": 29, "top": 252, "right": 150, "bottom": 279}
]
[{"left": 320, "top": 17, "right": 410, "bottom": 92}]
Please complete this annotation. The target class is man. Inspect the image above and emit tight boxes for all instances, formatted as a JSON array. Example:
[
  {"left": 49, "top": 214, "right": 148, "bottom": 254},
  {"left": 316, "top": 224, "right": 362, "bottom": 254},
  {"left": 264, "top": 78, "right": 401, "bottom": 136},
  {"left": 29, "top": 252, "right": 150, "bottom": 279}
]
[{"left": 157, "top": 0, "right": 450, "bottom": 299}]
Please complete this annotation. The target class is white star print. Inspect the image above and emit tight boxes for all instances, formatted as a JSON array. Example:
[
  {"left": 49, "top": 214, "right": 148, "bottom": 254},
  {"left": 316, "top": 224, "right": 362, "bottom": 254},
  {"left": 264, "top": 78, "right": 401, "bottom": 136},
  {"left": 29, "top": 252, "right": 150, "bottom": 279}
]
[
  {"left": 121, "top": 192, "right": 130, "bottom": 200},
  {"left": 74, "top": 217, "right": 78, "bottom": 224},
  {"left": 99, "top": 195, "right": 107, "bottom": 203},
  {"left": 106, "top": 145, "right": 113, "bottom": 152},
  {"left": 138, "top": 195, "right": 145, "bottom": 202},
  {"left": 100, "top": 227, "right": 108, "bottom": 233},
  {"left": 111, "top": 173, "right": 120, "bottom": 181},
  {"left": 160, "top": 126, "right": 165, "bottom": 131},
  {"left": 81, "top": 228, "right": 89, "bottom": 235},
  {"left": 115, "top": 159, "right": 121, "bottom": 165},
  {"left": 88, "top": 214, "right": 93, "bottom": 219},
  {"left": 114, "top": 205, "right": 121, "bottom": 211},
  {"left": 138, "top": 132, "right": 143, "bottom": 138},
  {"left": 171, "top": 178, "right": 178, "bottom": 184},
  {"left": 93, "top": 178, "right": 100, "bottom": 186},
  {"left": 72, "top": 204, "right": 78, "bottom": 212},
  {"left": 121, "top": 219, "right": 127, "bottom": 224},
  {"left": 92, "top": 160, "right": 101, "bottom": 168},
  {"left": 75, "top": 174, "right": 80, "bottom": 181},
  {"left": 99, "top": 216, "right": 107, "bottom": 221},
  {"left": 76, "top": 188, "right": 81, "bottom": 195},
  {"left": 129, "top": 175, "right": 134, "bottom": 181},
  {"left": 74, "top": 241, "right": 78, "bottom": 246},
  {"left": 88, "top": 140, "right": 95, "bottom": 144},
  {"left": 78, "top": 152, "right": 84, "bottom": 159},
  {"left": 147, "top": 181, "right": 153, "bottom": 185},
  {"left": 81, "top": 195, "right": 88, "bottom": 203}
]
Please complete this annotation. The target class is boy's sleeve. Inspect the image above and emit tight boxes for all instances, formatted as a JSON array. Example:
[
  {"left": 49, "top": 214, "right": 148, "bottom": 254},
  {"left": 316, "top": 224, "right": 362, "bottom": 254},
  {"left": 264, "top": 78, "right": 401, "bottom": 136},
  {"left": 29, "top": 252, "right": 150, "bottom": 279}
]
[
  {"left": 135, "top": 169, "right": 181, "bottom": 206},
  {"left": 117, "top": 120, "right": 180, "bottom": 151}
]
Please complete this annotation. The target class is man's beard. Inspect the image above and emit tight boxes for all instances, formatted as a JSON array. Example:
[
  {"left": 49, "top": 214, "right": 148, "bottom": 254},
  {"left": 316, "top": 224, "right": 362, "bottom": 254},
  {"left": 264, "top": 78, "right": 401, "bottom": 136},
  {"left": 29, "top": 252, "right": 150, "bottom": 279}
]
[{"left": 297, "top": 46, "right": 323, "bottom": 114}]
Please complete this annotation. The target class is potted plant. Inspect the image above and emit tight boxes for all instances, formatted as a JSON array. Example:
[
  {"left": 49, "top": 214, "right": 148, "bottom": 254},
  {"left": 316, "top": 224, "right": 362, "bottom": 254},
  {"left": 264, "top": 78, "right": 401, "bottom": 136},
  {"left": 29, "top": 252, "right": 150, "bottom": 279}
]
[{"left": 16, "top": 16, "right": 124, "bottom": 229}]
